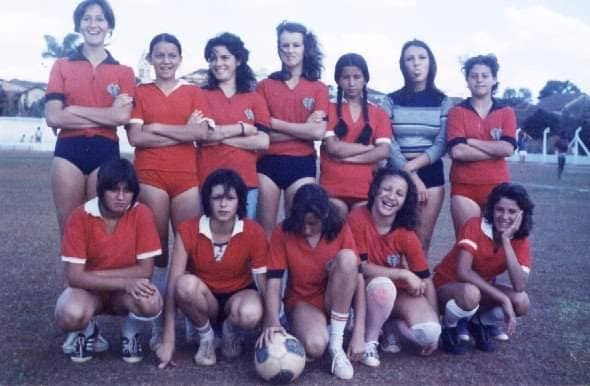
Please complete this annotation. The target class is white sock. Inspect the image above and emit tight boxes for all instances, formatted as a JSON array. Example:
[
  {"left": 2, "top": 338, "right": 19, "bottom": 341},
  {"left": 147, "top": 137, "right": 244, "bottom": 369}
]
[
  {"left": 196, "top": 320, "right": 215, "bottom": 342},
  {"left": 122, "top": 312, "right": 147, "bottom": 338},
  {"left": 329, "top": 311, "right": 349, "bottom": 354},
  {"left": 443, "top": 300, "right": 478, "bottom": 327}
]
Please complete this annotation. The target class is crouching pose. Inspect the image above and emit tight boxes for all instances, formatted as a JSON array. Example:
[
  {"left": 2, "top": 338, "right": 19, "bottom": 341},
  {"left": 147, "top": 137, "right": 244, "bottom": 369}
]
[
  {"left": 155, "top": 169, "right": 268, "bottom": 368},
  {"left": 55, "top": 158, "right": 162, "bottom": 363},
  {"left": 258, "top": 184, "right": 365, "bottom": 380},
  {"left": 348, "top": 167, "right": 440, "bottom": 367},
  {"left": 434, "top": 182, "right": 534, "bottom": 354}
]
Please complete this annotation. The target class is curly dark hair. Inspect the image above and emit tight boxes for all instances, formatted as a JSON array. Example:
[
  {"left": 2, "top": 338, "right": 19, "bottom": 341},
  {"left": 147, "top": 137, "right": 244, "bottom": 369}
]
[
  {"left": 201, "top": 169, "right": 248, "bottom": 220},
  {"left": 484, "top": 182, "right": 534, "bottom": 239},
  {"left": 463, "top": 54, "right": 500, "bottom": 94},
  {"left": 204, "top": 32, "right": 257, "bottom": 93},
  {"left": 268, "top": 21, "right": 323, "bottom": 81},
  {"left": 333, "top": 53, "right": 372, "bottom": 145},
  {"left": 366, "top": 167, "right": 417, "bottom": 232},
  {"left": 282, "top": 184, "right": 343, "bottom": 241},
  {"left": 97, "top": 157, "right": 139, "bottom": 208}
]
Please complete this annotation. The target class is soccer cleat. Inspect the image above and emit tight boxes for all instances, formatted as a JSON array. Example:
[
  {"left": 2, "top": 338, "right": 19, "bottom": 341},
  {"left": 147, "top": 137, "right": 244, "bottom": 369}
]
[
  {"left": 221, "top": 320, "right": 242, "bottom": 359},
  {"left": 380, "top": 332, "right": 401, "bottom": 354},
  {"left": 121, "top": 333, "right": 144, "bottom": 363},
  {"left": 62, "top": 320, "right": 109, "bottom": 354},
  {"left": 70, "top": 333, "right": 93, "bottom": 363},
  {"left": 490, "top": 324, "right": 510, "bottom": 341},
  {"left": 361, "top": 342, "right": 381, "bottom": 367},
  {"left": 440, "top": 326, "right": 468, "bottom": 355},
  {"left": 457, "top": 318, "right": 470, "bottom": 342},
  {"left": 331, "top": 350, "right": 354, "bottom": 380},
  {"left": 194, "top": 339, "right": 217, "bottom": 366},
  {"left": 468, "top": 317, "right": 496, "bottom": 352}
]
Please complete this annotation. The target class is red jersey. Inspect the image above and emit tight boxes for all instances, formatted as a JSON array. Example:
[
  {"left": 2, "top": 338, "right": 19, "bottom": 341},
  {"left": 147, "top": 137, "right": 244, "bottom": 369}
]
[
  {"left": 129, "top": 82, "right": 206, "bottom": 173},
  {"left": 320, "top": 102, "right": 392, "bottom": 198},
  {"left": 433, "top": 217, "right": 532, "bottom": 287},
  {"left": 447, "top": 99, "right": 516, "bottom": 185},
  {"left": 45, "top": 49, "right": 135, "bottom": 141},
  {"left": 256, "top": 77, "right": 329, "bottom": 157},
  {"left": 197, "top": 89, "right": 271, "bottom": 187},
  {"left": 267, "top": 223, "right": 358, "bottom": 309},
  {"left": 177, "top": 216, "right": 268, "bottom": 294},
  {"left": 61, "top": 198, "right": 161, "bottom": 270},
  {"left": 347, "top": 206, "right": 429, "bottom": 288}
]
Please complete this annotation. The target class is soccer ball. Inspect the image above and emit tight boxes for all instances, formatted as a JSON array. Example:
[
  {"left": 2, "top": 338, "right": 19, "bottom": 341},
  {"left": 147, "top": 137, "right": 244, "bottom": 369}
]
[{"left": 254, "top": 332, "right": 306, "bottom": 384}]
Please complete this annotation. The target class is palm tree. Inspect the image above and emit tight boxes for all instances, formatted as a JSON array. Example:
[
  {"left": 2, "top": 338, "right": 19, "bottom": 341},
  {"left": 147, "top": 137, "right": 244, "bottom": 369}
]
[{"left": 41, "top": 33, "right": 80, "bottom": 59}]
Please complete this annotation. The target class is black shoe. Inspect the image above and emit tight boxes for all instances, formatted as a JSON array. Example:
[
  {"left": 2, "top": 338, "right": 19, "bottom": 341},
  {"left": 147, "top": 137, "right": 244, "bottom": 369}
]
[
  {"left": 440, "top": 326, "right": 468, "bottom": 355},
  {"left": 468, "top": 316, "right": 496, "bottom": 352},
  {"left": 70, "top": 333, "right": 93, "bottom": 363}
]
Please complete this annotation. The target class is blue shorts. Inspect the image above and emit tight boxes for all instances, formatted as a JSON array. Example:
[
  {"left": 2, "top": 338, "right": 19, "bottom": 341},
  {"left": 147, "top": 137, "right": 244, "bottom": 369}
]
[
  {"left": 257, "top": 154, "right": 316, "bottom": 190},
  {"left": 417, "top": 159, "right": 445, "bottom": 188},
  {"left": 246, "top": 188, "right": 258, "bottom": 219},
  {"left": 212, "top": 283, "right": 258, "bottom": 333},
  {"left": 54, "top": 136, "right": 119, "bottom": 175}
]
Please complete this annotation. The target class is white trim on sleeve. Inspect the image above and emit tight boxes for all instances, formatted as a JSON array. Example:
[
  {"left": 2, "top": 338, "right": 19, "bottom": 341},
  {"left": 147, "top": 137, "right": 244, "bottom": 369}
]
[
  {"left": 128, "top": 118, "right": 144, "bottom": 125},
  {"left": 62, "top": 256, "right": 86, "bottom": 264},
  {"left": 252, "top": 266, "right": 267, "bottom": 274},
  {"left": 375, "top": 137, "right": 392, "bottom": 145},
  {"left": 137, "top": 249, "right": 162, "bottom": 260},
  {"left": 458, "top": 238, "right": 478, "bottom": 251}
]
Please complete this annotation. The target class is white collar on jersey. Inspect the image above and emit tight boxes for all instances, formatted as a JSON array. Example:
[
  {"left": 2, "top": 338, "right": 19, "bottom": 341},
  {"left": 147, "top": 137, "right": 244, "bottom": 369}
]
[
  {"left": 198, "top": 214, "right": 244, "bottom": 241},
  {"left": 84, "top": 197, "right": 135, "bottom": 218}
]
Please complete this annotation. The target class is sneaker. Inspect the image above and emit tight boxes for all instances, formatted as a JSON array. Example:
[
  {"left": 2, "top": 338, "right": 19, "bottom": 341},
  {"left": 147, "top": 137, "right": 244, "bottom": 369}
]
[
  {"left": 490, "top": 324, "right": 509, "bottom": 341},
  {"left": 70, "top": 333, "right": 93, "bottom": 363},
  {"left": 221, "top": 320, "right": 242, "bottom": 359},
  {"left": 440, "top": 326, "right": 468, "bottom": 355},
  {"left": 194, "top": 339, "right": 216, "bottom": 366},
  {"left": 121, "top": 333, "right": 144, "bottom": 363},
  {"left": 62, "top": 320, "right": 109, "bottom": 354},
  {"left": 457, "top": 318, "right": 470, "bottom": 342},
  {"left": 361, "top": 342, "right": 380, "bottom": 367},
  {"left": 331, "top": 350, "right": 354, "bottom": 380},
  {"left": 380, "top": 332, "right": 401, "bottom": 354},
  {"left": 468, "top": 317, "right": 495, "bottom": 352}
]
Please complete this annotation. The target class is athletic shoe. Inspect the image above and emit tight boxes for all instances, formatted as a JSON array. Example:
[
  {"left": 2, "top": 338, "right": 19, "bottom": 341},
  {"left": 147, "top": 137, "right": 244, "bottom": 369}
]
[
  {"left": 331, "top": 350, "right": 354, "bottom": 380},
  {"left": 70, "top": 333, "right": 93, "bottom": 363},
  {"left": 121, "top": 333, "right": 144, "bottom": 363},
  {"left": 194, "top": 339, "right": 216, "bottom": 366},
  {"left": 490, "top": 324, "right": 510, "bottom": 341},
  {"left": 361, "top": 342, "right": 380, "bottom": 367},
  {"left": 221, "top": 320, "right": 242, "bottom": 359},
  {"left": 468, "top": 317, "right": 496, "bottom": 352},
  {"left": 440, "top": 326, "right": 468, "bottom": 355},
  {"left": 62, "top": 320, "right": 109, "bottom": 354},
  {"left": 380, "top": 332, "right": 401, "bottom": 354},
  {"left": 457, "top": 318, "right": 470, "bottom": 342}
]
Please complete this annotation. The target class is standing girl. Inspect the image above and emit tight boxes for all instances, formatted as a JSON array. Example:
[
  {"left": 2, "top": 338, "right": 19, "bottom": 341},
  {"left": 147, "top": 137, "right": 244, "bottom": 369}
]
[
  {"left": 45, "top": 0, "right": 135, "bottom": 235},
  {"left": 198, "top": 32, "right": 271, "bottom": 219},
  {"left": 256, "top": 21, "right": 329, "bottom": 237},
  {"left": 447, "top": 54, "right": 516, "bottom": 235},
  {"left": 320, "top": 53, "right": 391, "bottom": 217},
  {"left": 382, "top": 39, "right": 453, "bottom": 254}
]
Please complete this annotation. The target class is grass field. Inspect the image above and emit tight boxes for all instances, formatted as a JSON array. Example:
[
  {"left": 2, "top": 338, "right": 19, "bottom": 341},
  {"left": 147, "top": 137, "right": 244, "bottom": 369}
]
[{"left": 0, "top": 151, "right": 588, "bottom": 385}]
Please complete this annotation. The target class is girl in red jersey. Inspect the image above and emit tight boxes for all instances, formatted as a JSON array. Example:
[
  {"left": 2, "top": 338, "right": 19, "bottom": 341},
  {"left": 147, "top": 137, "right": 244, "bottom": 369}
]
[
  {"left": 348, "top": 167, "right": 440, "bottom": 367},
  {"left": 258, "top": 184, "right": 365, "bottom": 380},
  {"left": 55, "top": 158, "right": 162, "bottom": 364},
  {"left": 198, "top": 32, "right": 270, "bottom": 219},
  {"left": 256, "top": 21, "right": 329, "bottom": 237},
  {"left": 320, "top": 53, "right": 391, "bottom": 217},
  {"left": 447, "top": 54, "right": 517, "bottom": 236},
  {"left": 434, "top": 183, "right": 534, "bottom": 354},
  {"left": 45, "top": 0, "right": 135, "bottom": 236},
  {"left": 155, "top": 170, "right": 268, "bottom": 368}
]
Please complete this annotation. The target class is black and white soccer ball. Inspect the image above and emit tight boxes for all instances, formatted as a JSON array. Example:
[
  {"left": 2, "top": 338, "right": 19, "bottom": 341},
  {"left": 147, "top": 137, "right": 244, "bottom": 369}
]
[{"left": 254, "top": 332, "right": 306, "bottom": 384}]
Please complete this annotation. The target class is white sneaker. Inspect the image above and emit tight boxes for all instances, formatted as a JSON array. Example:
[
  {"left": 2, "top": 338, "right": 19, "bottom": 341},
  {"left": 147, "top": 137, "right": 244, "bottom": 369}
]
[
  {"left": 194, "top": 339, "right": 216, "bottom": 366},
  {"left": 380, "top": 332, "right": 401, "bottom": 354},
  {"left": 331, "top": 350, "right": 354, "bottom": 380},
  {"left": 490, "top": 324, "right": 510, "bottom": 341},
  {"left": 62, "top": 320, "right": 109, "bottom": 354},
  {"left": 362, "top": 342, "right": 380, "bottom": 367}
]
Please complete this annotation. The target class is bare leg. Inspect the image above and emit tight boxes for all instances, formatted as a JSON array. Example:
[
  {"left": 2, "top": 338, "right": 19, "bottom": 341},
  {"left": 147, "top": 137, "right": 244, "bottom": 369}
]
[
  {"left": 51, "top": 158, "right": 87, "bottom": 236},
  {"left": 416, "top": 186, "right": 444, "bottom": 254},
  {"left": 450, "top": 195, "right": 481, "bottom": 237},
  {"left": 139, "top": 184, "right": 171, "bottom": 267},
  {"left": 289, "top": 302, "right": 329, "bottom": 359},
  {"left": 256, "top": 173, "right": 281, "bottom": 238}
]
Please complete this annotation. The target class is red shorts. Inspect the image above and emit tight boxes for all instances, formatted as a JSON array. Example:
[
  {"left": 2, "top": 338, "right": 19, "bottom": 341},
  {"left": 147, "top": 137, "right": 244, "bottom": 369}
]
[
  {"left": 285, "top": 294, "right": 328, "bottom": 316},
  {"left": 137, "top": 169, "right": 199, "bottom": 198},
  {"left": 451, "top": 182, "right": 498, "bottom": 208}
]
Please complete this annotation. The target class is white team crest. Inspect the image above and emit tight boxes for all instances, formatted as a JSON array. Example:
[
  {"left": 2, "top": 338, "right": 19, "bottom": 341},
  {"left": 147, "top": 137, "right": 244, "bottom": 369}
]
[
  {"left": 302, "top": 97, "right": 315, "bottom": 111},
  {"left": 490, "top": 127, "right": 503, "bottom": 140},
  {"left": 106, "top": 83, "right": 120, "bottom": 97},
  {"left": 244, "top": 108, "right": 254, "bottom": 121},
  {"left": 387, "top": 254, "right": 401, "bottom": 267}
]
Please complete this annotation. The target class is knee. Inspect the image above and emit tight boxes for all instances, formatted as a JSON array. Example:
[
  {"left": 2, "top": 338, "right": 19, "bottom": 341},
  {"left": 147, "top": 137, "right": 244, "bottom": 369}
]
[
  {"left": 55, "top": 302, "right": 89, "bottom": 331},
  {"left": 302, "top": 333, "right": 328, "bottom": 359},
  {"left": 457, "top": 284, "right": 481, "bottom": 310},
  {"left": 175, "top": 274, "right": 202, "bottom": 303},
  {"left": 512, "top": 292, "right": 530, "bottom": 316},
  {"left": 233, "top": 300, "right": 263, "bottom": 330},
  {"left": 410, "top": 322, "right": 441, "bottom": 348},
  {"left": 333, "top": 250, "right": 358, "bottom": 275},
  {"left": 134, "top": 289, "right": 163, "bottom": 317},
  {"left": 366, "top": 277, "right": 396, "bottom": 308}
]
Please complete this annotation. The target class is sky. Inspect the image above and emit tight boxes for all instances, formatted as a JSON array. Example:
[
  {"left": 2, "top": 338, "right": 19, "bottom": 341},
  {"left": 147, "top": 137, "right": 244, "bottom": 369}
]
[{"left": 2, "top": 0, "right": 590, "bottom": 100}]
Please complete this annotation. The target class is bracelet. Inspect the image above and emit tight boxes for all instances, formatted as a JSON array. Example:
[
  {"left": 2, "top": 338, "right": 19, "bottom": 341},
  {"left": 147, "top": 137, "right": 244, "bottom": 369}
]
[{"left": 239, "top": 122, "right": 245, "bottom": 136}]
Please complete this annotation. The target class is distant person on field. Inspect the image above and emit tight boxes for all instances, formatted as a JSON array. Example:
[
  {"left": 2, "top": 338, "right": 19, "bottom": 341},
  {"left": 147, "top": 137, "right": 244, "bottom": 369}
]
[
  {"left": 433, "top": 182, "right": 534, "bottom": 355},
  {"left": 517, "top": 131, "right": 531, "bottom": 163},
  {"left": 54, "top": 158, "right": 162, "bottom": 364},
  {"left": 555, "top": 135, "right": 569, "bottom": 179},
  {"left": 35, "top": 126, "right": 43, "bottom": 143}
]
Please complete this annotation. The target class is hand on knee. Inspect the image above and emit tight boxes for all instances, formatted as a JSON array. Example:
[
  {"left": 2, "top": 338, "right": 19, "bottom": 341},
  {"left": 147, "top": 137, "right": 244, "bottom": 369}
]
[{"left": 133, "top": 291, "right": 163, "bottom": 318}]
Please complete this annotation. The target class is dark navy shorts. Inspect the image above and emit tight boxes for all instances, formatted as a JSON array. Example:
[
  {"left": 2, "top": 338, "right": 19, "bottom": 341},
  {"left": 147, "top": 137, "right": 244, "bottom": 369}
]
[
  {"left": 54, "top": 136, "right": 119, "bottom": 175},
  {"left": 256, "top": 154, "right": 316, "bottom": 190},
  {"left": 417, "top": 159, "right": 445, "bottom": 188},
  {"left": 212, "top": 283, "right": 257, "bottom": 333}
]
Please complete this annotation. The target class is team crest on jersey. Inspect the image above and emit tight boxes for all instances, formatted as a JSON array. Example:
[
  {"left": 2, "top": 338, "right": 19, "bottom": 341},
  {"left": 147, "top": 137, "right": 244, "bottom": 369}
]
[
  {"left": 244, "top": 108, "right": 254, "bottom": 121},
  {"left": 106, "top": 83, "right": 120, "bottom": 97},
  {"left": 387, "top": 254, "right": 401, "bottom": 267},
  {"left": 302, "top": 97, "right": 315, "bottom": 111},
  {"left": 490, "top": 127, "right": 503, "bottom": 140}
]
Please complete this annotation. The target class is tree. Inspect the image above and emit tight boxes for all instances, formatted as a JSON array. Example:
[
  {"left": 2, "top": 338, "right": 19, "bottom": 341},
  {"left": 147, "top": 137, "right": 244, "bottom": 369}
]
[
  {"left": 502, "top": 87, "right": 533, "bottom": 106},
  {"left": 538, "top": 80, "right": 581, "bottom": 100},
  {"left": 41, "top": 33, "right": 80, "bottom": 59},
  {"left": 522, "top": 109, "right": 560, "bottom": 139}
]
